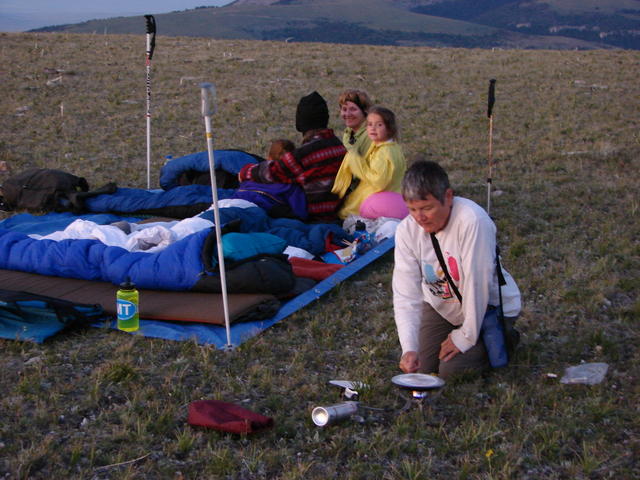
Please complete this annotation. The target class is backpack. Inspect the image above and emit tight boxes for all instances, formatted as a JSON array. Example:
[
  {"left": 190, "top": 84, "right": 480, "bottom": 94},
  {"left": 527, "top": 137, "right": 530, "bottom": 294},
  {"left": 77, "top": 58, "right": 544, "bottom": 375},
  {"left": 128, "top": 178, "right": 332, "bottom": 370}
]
[
  {"left": 0, "top": 168, "right": 92, "bottom": 213},
  {"left": 0, "top": 289, "right": 107, "bottom": 343}
]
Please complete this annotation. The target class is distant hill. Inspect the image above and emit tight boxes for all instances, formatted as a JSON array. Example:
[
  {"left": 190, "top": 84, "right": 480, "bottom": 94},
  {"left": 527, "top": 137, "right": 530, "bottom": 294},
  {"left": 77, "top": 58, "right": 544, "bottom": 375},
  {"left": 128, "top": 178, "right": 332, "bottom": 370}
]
[
  {"left": 30, "top": 0, "right": 640, "bottom": 49},
  {"left": 408, "top": 0, "right": 640, "bottom": 49}
]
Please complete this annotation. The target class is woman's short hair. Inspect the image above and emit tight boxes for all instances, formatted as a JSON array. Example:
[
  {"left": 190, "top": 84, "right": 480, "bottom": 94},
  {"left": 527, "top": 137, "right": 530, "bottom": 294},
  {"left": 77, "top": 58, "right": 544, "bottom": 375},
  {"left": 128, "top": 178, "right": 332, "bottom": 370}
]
[
  {"left": 401, "top": 159, "right": 451, "bottom": 203},
  {"left": 338, "top": 89, "right": 372, "bottom": 114},
  {"left": 367, "top": 105, "right": 398, "bottom": 140}
]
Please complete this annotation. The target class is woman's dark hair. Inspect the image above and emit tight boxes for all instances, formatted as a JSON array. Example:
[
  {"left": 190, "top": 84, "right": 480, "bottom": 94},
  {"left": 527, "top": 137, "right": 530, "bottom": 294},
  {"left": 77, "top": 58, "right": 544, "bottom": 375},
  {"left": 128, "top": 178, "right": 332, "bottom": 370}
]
[{"left": 401, "top": 159, "right": 451, "bottom": 203}]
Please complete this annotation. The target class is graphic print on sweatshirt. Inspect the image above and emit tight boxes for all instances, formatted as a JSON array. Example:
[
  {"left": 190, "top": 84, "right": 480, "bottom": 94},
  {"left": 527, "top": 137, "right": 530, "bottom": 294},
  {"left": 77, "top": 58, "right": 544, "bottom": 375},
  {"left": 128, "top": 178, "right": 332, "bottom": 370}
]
[{"left": 422, "top": 251, "right": 460, "bottom": 300}]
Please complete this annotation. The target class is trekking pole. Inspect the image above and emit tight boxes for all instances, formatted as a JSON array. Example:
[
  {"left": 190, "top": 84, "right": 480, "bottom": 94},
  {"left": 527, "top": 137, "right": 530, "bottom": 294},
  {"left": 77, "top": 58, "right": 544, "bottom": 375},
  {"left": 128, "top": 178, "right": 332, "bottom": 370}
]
[
  {"left": 486, "top": 78, "right": 496, "bottom": 215},
  {"left": 485, "top": 79, "right": 511, "bottom": 358},
  {"left": 200, "top": 82, "right": 233, "bottom": 350},
  {"left": 144, "top": 15, "right": 156, "bottom": 190}
]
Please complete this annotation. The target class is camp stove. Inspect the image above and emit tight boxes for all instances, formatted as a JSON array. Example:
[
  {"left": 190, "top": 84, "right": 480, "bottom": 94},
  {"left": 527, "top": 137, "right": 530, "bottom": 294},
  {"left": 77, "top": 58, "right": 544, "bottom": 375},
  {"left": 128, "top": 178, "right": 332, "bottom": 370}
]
[
  {"left": 391, "top": 373, "right": 445, "bottom": 412},
  {"left": 311, "top": 375, "right": 445, "bottom": 426}
]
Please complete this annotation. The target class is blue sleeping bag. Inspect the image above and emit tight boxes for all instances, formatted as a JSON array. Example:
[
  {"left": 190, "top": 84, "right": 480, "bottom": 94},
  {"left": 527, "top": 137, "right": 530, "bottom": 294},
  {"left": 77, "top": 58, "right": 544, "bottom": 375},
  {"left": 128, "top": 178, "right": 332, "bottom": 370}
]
[
  {"left": 159, "top": 150, "right": 261, "bottom": 190},
  {"left": 0, "top": 227, "right": 212, "bottom": 291},
  {"left": 84, "top": 185, "right": 235, "bottom": 214},
  {"left": 200, "top": 206, "right": 348, "bottom": 256},
  {"left": 0, "top": 206, "right": 350, "bottom": 292}
]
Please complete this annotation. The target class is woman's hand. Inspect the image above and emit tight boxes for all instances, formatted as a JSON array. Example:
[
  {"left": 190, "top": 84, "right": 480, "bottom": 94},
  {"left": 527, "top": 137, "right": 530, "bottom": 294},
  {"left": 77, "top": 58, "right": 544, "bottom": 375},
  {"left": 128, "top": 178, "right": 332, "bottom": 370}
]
[
  {"left": 438, "top": 334, "right": 460, "bottom": 362},
  {"left": 399, "top": 351, "right": 420, "bottom": 373}
]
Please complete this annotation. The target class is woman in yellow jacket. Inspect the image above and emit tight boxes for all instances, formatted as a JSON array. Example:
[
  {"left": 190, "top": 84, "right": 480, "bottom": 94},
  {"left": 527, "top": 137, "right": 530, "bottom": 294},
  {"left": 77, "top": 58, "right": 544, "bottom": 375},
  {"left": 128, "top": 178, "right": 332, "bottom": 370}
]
[
  {"left": 338, "top": 89, "right": 373, "bottom": 156},
  {"left": 332, "top": 106, "right": 408, "bottom": 220}
]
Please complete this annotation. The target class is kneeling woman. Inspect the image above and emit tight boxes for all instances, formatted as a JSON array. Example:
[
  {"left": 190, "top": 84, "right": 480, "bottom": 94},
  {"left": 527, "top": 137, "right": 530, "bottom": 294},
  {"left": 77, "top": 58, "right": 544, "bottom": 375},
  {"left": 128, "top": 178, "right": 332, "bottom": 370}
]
[{"left": 332, "top": 106, "right": 408, "bottom": 220}]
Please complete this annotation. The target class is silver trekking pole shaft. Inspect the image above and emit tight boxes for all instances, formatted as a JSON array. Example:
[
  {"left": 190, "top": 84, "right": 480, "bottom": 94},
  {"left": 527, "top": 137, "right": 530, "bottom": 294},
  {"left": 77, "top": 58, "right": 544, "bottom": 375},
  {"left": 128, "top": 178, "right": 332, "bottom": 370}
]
[
  {"left": 200, "top": 82, "right": 233, "bottom": 350},
  {"left": 144, "top": 15, "right": 156, "bottom": 190}
]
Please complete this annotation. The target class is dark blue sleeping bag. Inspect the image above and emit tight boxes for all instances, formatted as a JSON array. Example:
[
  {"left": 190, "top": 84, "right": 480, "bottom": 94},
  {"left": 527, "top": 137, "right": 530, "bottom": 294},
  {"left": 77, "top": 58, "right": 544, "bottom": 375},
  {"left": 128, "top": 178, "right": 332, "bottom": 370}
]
[
  {"left": 159, "top": 150, "right": 261, "bottom": 190},
  {"left": 200, "top": 206, "right": 348, "bottom": 256},
  {"left": 84, "top": 185, "right": 235, "bottom": 215},
  {"left": 0, "top": 227, "right": 211, "bottom": 290},
  {"left": 0, "top": 206, "right": 350, "bottom": 293}
]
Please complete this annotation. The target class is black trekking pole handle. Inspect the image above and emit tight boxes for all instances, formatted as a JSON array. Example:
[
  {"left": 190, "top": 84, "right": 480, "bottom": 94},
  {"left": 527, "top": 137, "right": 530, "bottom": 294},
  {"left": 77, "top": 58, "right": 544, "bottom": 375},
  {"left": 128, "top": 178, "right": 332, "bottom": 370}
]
[
  {"left": 145, "top": 15, "right": 156, "bottom": 60},
  {"left": 486, "top": 79, "right": 496, "bottom": 214},
  {"left": 487, "top": 78, "right": 496, "bottom": 118}
]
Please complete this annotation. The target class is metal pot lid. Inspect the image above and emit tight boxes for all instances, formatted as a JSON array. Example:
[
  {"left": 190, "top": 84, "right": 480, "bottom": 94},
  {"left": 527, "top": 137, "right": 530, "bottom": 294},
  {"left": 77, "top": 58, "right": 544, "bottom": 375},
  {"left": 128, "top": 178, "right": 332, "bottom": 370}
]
[{"left": 391, "top": 373, "right": 445, "bottom": 391}]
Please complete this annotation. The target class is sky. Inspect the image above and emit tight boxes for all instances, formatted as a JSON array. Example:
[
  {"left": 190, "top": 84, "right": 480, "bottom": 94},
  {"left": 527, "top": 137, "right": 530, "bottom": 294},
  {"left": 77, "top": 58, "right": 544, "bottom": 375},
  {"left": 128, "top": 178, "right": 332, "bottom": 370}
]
[{"left": 0, "top": 1, "right": 233, "bottom": 32}]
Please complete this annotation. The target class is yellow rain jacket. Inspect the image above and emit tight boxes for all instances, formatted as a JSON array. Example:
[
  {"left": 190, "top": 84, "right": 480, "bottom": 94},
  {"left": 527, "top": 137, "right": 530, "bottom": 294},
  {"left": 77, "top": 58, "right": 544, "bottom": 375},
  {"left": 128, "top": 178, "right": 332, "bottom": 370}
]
[
  {"left": 342, "top": 124, "right": 372, "bottom": 157},
  {"left": 332, "top": 140, "right": 406, "bottom": 219}
]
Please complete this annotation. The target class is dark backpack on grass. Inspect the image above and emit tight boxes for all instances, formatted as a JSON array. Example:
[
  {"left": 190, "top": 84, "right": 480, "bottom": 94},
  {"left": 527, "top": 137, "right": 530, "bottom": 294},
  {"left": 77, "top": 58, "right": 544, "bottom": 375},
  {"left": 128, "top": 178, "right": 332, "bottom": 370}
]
[{"left": 0, "top": 168, "right": 90, "bottom": 213}]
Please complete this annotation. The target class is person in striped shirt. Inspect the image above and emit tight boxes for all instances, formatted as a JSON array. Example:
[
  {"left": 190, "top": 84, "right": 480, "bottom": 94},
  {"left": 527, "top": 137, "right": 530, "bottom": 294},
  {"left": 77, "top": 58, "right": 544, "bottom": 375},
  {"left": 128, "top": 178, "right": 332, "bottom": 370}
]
[{"left": 239, "top": 91, "right": 346, "bottom": 222}]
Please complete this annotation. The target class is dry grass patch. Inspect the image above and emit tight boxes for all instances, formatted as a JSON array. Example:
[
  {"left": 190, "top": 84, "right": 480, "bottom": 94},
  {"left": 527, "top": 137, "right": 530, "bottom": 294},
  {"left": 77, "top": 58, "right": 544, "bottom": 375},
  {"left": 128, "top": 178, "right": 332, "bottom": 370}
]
[{"left": 0, "top": 32, "right": 639, "bottom": 479}]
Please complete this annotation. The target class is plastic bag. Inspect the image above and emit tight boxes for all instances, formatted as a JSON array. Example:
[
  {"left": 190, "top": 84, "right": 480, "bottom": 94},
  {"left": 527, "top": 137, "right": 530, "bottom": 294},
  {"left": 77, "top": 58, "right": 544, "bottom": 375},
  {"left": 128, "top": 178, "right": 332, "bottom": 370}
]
[{"left": 560, "top": 362, "right": 609, "bottom": 385}]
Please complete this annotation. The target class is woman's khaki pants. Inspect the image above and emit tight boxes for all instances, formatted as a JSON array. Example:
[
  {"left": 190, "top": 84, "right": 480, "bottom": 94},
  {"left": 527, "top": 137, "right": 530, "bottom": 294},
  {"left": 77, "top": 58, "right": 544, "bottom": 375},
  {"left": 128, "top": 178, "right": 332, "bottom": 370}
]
[{"left": 418, "top": 302, "right": 490, "bottom": 379}]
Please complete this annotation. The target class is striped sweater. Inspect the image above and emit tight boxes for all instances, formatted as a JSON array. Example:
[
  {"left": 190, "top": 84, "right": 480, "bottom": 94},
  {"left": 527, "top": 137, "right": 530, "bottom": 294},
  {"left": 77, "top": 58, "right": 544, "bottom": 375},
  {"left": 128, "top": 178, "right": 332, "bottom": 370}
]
[{"left": 239, "top": 129, "right": 346, "bottom": 221}]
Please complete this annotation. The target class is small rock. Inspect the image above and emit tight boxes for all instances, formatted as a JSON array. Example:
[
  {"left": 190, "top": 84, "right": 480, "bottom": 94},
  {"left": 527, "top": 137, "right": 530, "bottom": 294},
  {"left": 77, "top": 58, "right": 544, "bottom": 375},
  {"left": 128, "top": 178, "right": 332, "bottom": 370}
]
[
  {"left": 24, "top": 356, "right": 42, "bottom": 366},
  {"left": 46, "top": 76, "right": 63, "bottom": 86}
]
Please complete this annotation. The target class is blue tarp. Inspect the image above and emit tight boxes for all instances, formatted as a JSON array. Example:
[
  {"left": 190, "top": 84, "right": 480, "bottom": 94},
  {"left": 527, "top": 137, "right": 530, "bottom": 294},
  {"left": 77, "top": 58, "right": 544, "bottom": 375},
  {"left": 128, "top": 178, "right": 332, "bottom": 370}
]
[
  {"left": 95, "top": 237, "right": 395, "bottom": 348},
  {"left": 0, "top": 204, "right": 394, "bottom": 349}
]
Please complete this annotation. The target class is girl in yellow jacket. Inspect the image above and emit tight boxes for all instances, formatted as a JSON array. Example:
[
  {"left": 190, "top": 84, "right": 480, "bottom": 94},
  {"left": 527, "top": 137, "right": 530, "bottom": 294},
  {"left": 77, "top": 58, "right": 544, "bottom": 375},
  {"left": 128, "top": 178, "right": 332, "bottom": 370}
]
[{"left": 332, "top": 106, "right": 408, "bottom": 220}]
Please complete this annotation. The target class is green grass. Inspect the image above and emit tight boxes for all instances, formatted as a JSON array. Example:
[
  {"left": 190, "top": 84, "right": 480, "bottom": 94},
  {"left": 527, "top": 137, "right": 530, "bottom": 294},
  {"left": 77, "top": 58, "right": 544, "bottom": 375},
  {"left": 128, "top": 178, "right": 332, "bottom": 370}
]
[
  {"left": 36, "top": 0, "right": 620, "bottom": 49},
  {"left": 39, "top": 0, "right": 498, "bottom": 38},
  {"left": 0, "top": 32, "right": 639, "bottom": 479}
]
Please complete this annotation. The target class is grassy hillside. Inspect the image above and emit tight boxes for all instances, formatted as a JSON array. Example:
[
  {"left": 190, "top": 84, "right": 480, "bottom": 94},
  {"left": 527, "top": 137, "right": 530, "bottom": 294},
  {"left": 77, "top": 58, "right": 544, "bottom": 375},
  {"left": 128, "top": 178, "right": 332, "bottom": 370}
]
[
  {"left": 411, "top": 0, "right": 640, "bottom": 48},
  {"left": 34, "top": 0, "right": 497, "bottom": 37},
  {"left": 31, "top": 0, "right": 611, "bottom": 49},
  {"left": 544, "top": 0, "right": 640, "bottom": 15},
  {"left": 0, "top": 32, "right": 639, "bottom": 479}
]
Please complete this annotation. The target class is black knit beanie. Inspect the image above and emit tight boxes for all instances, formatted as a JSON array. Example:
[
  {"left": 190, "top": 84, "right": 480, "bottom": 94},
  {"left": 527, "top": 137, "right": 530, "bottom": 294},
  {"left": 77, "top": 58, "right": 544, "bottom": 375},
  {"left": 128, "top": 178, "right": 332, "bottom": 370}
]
[{"left": 295, "top": 91, "right": 329, "bottom": 133}]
